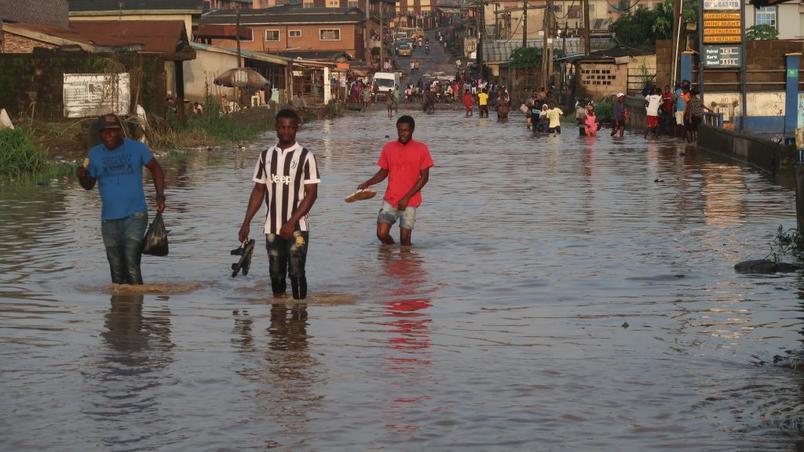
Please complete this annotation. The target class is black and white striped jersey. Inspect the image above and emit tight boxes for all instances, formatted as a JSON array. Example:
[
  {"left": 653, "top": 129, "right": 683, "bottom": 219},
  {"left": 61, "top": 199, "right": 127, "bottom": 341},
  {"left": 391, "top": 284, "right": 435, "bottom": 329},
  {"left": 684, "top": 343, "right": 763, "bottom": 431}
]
[{"left": 252, "top": 143, "right": 320, "bottom": 234}]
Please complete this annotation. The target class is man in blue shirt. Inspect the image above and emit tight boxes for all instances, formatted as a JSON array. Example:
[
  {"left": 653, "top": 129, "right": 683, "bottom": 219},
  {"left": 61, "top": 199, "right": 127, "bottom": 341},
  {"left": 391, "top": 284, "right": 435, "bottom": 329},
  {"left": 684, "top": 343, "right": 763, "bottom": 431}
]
[{"left": 76, "top": 113, "right": 165, "bottom": 284}]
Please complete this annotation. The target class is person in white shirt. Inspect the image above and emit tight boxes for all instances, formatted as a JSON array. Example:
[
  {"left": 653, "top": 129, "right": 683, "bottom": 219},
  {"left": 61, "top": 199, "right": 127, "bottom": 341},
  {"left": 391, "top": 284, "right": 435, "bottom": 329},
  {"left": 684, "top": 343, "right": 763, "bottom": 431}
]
[{"left": 644, "top": 87, "right": 662, "bottom": 138}]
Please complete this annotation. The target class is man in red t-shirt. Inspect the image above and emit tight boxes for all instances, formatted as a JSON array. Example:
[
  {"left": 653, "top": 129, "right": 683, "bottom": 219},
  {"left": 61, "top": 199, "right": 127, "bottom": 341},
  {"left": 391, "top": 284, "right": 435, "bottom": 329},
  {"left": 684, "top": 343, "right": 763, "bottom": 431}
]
[{"left": 357, "top": 115, "right": 434, "bottom": 246}]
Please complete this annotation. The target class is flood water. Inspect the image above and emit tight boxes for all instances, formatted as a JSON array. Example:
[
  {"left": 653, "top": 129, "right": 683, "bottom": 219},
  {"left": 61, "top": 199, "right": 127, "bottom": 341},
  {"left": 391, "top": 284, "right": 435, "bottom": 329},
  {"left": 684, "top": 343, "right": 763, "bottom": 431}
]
[{"left": 3, "top": 110, "right": 804, "bottom": 451}]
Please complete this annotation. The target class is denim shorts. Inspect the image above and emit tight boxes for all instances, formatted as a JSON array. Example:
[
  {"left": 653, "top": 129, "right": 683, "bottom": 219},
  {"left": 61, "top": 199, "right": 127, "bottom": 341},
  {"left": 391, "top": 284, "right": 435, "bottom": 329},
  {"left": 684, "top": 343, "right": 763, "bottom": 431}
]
[{"left": 377, "top": 201, "right": 417, "bottom": 230}]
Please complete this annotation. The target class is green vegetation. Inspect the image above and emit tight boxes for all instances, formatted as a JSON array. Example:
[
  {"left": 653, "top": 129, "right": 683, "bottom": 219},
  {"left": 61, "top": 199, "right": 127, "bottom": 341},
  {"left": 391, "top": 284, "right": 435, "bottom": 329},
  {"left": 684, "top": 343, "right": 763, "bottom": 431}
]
[
  {"left": 509, "top": 47, "right": 543, "bottom": 69},
  {"left": 148, "top": 97, "right": 272, "bottom": 150},
  {"left": 609, "top": 0, "right": 697, "bottom": 48},
  {"left": 0, "top": 128, "right": 48, "bottom": 177},
  {"left": 746, "top": 25, "right": 779, "bottom": 41},
  {"left": 595, "top": 97, "right": 613, "bottom": 121},
  {"left": 768, "top": 225, "right": 804, "bottom": 262}
]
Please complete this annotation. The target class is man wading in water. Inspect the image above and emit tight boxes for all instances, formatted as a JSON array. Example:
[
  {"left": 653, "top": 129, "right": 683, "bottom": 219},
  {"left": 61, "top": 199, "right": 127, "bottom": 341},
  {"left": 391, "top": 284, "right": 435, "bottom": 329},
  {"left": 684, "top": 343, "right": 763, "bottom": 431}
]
[
  {"left": 357, "top": 115, "right": 434, "bottom": 246},
  {"left": 76, "top": 113, "right": 166, "bottom": 285},
  {"left": 239, "top": 109, "right": 320, "bottom": 299}
]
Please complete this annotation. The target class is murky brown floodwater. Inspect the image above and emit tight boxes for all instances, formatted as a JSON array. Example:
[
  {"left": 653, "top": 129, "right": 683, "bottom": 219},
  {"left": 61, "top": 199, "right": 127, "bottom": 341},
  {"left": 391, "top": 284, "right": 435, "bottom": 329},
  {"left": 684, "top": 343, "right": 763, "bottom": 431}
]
[{"left": 2, "top": 110, "right": 804, "bottom": 451}]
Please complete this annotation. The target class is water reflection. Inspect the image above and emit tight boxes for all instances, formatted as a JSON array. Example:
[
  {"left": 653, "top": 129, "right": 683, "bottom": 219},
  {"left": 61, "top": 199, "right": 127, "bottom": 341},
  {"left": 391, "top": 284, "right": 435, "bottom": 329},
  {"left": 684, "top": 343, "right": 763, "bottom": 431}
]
[
  {"left": 377, "top": 247, "right": 434, "bottom": 435},
  {"left": 82, "top": 294, "right": 174, "bottom": 449}
]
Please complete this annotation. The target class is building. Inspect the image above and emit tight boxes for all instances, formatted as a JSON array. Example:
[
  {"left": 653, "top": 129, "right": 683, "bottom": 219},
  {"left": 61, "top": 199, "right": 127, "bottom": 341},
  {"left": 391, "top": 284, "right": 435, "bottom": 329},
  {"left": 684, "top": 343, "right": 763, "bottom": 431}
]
[
  {"left": 185, "top": 42, "right": 288, "bottom": 102},
  {"left": 744, "top": 1, "right": 803, "bottom": 39},
  {"left": 566, "top": 47, "right": 656, "bottom": 97},
  {"left": 200, "top": 5, "right": 368, "bottom": 60},
  {"left": 0, "top": 0, "right": 69, "bottom": 27},
  {"left": 67, "top": 0, "right": 205, "bottom": 40}
]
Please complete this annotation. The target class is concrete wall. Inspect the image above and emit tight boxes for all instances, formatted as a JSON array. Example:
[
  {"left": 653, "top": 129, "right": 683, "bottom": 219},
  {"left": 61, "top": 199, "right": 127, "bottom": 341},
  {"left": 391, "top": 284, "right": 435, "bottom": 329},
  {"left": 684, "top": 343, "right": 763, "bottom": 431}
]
[
  {"left": 0, "top": 49, "right": 166, "bottom": 121},
  {"left": 698, "top": 124, "right": 796, "bottom": 178},
  {"left": 182, "top": 49, "right": 239, "bottom": 101},
  {"left": 577, "top": 61, "right": 627, "bottom": 98},
  {"left": 0, "top": 0, "right": 68, "bottom": 27}
]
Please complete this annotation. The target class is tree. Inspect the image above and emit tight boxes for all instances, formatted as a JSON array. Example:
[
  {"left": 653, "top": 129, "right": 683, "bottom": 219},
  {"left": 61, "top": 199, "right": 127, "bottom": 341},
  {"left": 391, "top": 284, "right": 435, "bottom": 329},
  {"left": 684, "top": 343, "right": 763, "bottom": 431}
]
[
  {"left": 509, "top": 47, "right": 542, "bottom": 69},
  {"left": 609, "top": 0, "right": 698, "bottom": 48},
  {"left": 746, "top": 24, "right": 779, "bottom": 40}
]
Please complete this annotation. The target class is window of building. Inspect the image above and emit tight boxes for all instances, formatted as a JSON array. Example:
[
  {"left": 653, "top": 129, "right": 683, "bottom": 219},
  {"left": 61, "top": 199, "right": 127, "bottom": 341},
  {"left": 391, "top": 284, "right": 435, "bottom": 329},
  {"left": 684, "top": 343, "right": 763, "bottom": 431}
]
[
  {"left": 326, "top": 0, "right": 340, "bottom": 6},
  {"left": 289, "top": 30, "right": 302, "bottom": 38},
  {"left": 755, "top": 6, "right": 776, "bottom": 27},
  {"left": 347, "top": 0, "right": 358, "bottom": 7},
  {"left": 242, "top": 29, "right": 254, "bottom": 41},
  {"left": 320, "top": 28, "right": 341, "bottom": 40},
  {"left": 588, "top": 3, "right": 595, "bottom": 14},
  {"left": 303, "top": 0, "right": 314, "bottom": 7},
  {"left": 568, "top": 5, "right": 579, "bottom": 18},
  {"left": 265, "top": 30, "right": 280, "bottom": 41}
]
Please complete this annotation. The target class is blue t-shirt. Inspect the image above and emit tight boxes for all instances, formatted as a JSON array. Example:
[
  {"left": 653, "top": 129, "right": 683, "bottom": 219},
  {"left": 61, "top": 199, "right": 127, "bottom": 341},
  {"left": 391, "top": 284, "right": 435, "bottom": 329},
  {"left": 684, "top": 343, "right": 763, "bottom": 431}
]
[
  {"left": 87, "top": 138, "right": 153, "bottom": 220},
  {"left": 675, "top": 88, "right": 686, "bottom": 112}
]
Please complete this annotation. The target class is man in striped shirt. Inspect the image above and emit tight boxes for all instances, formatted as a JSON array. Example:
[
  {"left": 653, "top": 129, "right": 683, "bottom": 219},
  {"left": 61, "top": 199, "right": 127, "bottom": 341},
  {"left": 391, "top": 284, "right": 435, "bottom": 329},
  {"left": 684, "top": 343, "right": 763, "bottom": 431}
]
[{"left": 239, "top": 109, "right": 320, "bottom": 300}]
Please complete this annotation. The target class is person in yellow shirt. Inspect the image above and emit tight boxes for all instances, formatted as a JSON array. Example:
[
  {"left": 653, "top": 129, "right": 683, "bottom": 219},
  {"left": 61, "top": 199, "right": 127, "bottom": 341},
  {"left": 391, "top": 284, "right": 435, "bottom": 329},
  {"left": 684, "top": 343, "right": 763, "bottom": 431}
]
[
  {"left": 546, "top": 103, "right": 563, "bottom": 134},
  {"left": 478, "top": 88, "right": 489, "bottom": 118}
]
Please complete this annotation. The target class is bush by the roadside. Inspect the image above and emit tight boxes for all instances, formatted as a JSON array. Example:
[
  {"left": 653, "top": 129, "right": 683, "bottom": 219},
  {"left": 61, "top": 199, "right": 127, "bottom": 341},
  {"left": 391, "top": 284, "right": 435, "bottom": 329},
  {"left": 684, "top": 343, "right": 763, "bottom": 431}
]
[{"left": 0, "top": 128, "right": 48, "bottom": 177}]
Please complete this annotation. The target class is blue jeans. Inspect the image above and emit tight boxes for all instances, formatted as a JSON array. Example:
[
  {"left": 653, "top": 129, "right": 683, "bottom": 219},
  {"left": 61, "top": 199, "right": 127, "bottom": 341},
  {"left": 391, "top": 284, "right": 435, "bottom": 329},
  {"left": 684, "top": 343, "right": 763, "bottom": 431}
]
[
  {"left": 266, "top": 232, "right": 309, "bottom": 299},
  {"left": 101, "top": 211, "right": 148, "bottom": 284}
]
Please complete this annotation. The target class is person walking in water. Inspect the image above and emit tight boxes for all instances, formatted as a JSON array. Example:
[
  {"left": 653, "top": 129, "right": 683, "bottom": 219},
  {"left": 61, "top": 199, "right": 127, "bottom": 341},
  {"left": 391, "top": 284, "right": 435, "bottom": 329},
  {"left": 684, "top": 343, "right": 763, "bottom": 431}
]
[
  {"left": 462, "top": 89, "right": 474, "bottom": 117},
  {"left": 239, "top": 109, "right": 320, "bottom": 300},
  {"left": 546, "top": 103, "right": 563, "bottom": 134},
  {"left": 478, "top": 88, "right": 489, "bottom": 118},
  {"left": 357, "top": 115, "right": 434, "bottom": 246},
  {"left": 644, "top": 87, "right": 662, "bottom": 138},
  {"left": 584, "top": 105, "right": 599, "bottom": 136},
  {"left": 611, "top": 93, "right": 626, "bottom": 137},
  {"left": 76, "top": 113, "right": 166, "bottom": 285}
]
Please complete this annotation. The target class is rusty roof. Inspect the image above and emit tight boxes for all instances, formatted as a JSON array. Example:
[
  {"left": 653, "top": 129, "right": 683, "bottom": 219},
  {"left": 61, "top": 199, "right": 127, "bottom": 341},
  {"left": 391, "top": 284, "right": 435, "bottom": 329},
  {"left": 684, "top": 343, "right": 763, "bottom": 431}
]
[
  {"left": 5, "top": 20, "right": 195, "bottom": 59},
  {"left": 68, "top": 20, "right": 192, "bottom": 55}
]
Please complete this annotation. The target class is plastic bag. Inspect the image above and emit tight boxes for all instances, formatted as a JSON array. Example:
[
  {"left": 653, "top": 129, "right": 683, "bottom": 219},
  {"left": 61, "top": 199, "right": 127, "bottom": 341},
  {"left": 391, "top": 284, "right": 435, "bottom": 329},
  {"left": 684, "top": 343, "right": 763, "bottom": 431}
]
[{"left": 142, "top": 212, "right": 169, "bottom": 256}]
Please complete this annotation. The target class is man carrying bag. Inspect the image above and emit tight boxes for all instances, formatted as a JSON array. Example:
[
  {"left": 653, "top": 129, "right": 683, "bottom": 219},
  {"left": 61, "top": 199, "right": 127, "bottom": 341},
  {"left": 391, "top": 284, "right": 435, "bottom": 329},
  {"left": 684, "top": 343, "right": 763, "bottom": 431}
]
[{"left": 76, "top": 113, "right": 166, "bottom": 285}]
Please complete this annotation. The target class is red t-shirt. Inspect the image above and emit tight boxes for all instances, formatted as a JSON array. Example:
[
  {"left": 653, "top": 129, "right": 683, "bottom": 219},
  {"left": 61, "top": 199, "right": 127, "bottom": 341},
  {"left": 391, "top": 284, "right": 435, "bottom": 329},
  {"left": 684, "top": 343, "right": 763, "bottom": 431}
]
[
  {"left": 378, "top": 139, "right": 434, "bottom": 208},
  {"left": 662, "top": 92, "right": 673, "bottom": 112}
]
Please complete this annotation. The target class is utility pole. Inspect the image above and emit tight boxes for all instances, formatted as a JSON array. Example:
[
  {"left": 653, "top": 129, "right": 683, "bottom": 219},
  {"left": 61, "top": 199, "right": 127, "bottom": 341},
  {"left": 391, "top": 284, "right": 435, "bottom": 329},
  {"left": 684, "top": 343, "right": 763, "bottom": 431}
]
[
  {"left": 365, "top": 0, "right": 371, "bottom": 65},
  {"left": 582, "top": 0, "right": 590, "bottom": 55},
  {"left": 379, "top": 3, "right": 384, "bottom": 69},
  {"left": 494, "top": 2, "right": 499, "bottom": 38},
  {"left": 522, "top": 0, "right": 528, "bottom": 47},
  {"left": 236, "top": 8, "right": 242, "bottom": 68},
  {"left": 542, "top": 0, "right": 551, "bottom": 90}
]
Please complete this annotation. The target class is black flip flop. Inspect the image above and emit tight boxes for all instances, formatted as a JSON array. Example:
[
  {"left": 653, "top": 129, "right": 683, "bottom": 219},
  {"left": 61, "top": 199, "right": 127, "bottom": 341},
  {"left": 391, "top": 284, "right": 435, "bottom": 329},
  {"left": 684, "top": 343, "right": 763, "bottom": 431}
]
[{"left": 230, "top": 239, "right": 255, "bottom": 277}]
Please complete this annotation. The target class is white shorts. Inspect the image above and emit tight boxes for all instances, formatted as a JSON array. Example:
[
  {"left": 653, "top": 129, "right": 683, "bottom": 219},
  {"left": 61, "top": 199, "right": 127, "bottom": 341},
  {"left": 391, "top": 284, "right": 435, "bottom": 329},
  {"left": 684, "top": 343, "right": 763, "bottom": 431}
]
[{"left": 675, "top": 111, "right": 685, "bottom": 125}]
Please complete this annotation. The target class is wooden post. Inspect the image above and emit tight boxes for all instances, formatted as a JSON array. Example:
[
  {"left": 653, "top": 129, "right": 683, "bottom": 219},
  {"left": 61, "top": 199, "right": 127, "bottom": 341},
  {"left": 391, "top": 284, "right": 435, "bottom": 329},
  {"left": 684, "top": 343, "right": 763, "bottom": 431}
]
[
  {"left": 522, "top": 0, "right": 527, "bottom": 48},
  {"left": 174, "top": 60, "right": 186, "bottom": 126},
  {"left": 796, "top": 151, "right": 804, "bottom": 233},
  {"left": 582, "top": 0, "right": 590, "bottom": 55}
]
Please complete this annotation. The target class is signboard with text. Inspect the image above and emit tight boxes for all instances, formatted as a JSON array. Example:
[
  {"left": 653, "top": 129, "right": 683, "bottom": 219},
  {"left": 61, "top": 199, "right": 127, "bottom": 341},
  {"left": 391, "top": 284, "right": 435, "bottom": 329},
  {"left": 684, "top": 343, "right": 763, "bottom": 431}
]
[
  {"left": 703, "top": 45, "right": 741, "bottom": 67},
  {"left": 702, "top": 11, "right": 742, "bottom": 43},
  {"left": 703, "top": 0, "right": 740, "bottom": 9}
]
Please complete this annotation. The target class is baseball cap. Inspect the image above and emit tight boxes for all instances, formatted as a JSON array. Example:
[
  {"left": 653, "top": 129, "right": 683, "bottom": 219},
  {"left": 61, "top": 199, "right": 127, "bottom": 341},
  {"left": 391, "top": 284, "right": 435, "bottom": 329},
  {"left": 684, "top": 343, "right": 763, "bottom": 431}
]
[{"left": 99, "top": 113, "right": 122, "bottom": 130}]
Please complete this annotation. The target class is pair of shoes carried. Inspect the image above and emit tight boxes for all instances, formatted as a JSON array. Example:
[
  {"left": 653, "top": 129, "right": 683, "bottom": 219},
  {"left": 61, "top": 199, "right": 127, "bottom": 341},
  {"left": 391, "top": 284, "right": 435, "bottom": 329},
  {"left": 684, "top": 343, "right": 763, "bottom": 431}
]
[{"left": 230, "top": 239, "right": 255, "bottom": 277}]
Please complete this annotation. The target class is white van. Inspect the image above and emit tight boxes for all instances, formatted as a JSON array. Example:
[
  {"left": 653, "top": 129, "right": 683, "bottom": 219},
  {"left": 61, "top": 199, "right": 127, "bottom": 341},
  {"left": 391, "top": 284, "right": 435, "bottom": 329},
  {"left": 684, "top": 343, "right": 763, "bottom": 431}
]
[{"left": 372, "top": 72, "right": 401, "bottom": 97}]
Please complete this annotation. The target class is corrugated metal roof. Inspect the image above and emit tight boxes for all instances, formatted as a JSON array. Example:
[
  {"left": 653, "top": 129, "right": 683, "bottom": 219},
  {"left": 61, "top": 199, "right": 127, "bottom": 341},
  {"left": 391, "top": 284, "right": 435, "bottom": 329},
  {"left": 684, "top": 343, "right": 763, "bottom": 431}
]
[
  {"left": 201, "top": 5, "right": 365, "bottom": 25},
  {"left": 68, "top": 0, "right": 204, "bottom": 12},
  {"left": 190, "top": 41, "right": 289, "bottom": 65},
  {"left": 69, "top": 20, "right": 192, "bottom": 55}
]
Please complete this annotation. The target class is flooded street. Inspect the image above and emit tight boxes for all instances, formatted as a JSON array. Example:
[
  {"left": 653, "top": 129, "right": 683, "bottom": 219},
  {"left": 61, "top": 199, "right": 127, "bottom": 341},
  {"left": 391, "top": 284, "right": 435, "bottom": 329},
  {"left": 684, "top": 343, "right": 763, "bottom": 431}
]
[{"left": 3, "top": 110, "right": 804, "bottom": 451}]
